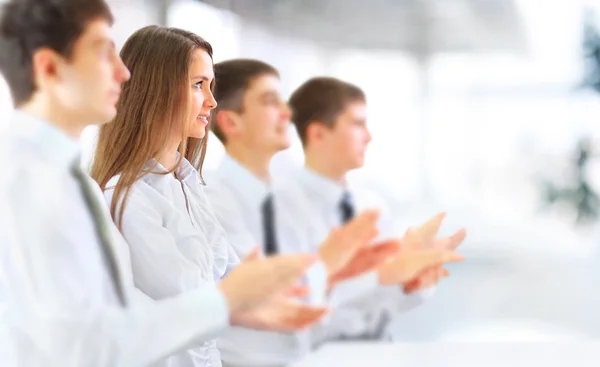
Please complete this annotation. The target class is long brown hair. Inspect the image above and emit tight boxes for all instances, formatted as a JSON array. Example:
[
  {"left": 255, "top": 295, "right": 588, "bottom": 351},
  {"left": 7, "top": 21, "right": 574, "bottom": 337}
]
[{"left": 90, "top": 25, "right": 213, "bottom": 228}]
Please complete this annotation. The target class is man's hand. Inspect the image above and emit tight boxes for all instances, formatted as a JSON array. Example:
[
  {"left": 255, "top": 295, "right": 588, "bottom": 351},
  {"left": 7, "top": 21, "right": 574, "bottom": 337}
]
[
  {"left": 318, "top": 210, "right": 380, "bottom": 277},
  {"left": 230, "top": 296, "right": 330, "bottom": 332},
  {"left": 327, "top": 239, "right": 400, "bottom": 288},
  {"left": 377, "top": 242, "right": 464, "bottom": 286},
  {"left": 402, "top": 212, "right": 447, "bottom": 249},
  {"left": 218, "top": 249, "right": 317, "bottom": 314},
  {"left": 403, "top": 267, "right": 449, "bottom": 294},
  {"left": 400, "top": 225, "right": 467, "bottom": 292}
]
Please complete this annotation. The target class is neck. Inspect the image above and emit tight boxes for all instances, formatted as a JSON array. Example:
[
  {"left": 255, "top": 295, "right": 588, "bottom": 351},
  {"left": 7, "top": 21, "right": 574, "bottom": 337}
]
[
  {"left": 20, "top": 99, "right": 86, "bottom": 140},
  {"left": 226, "top": 143, "right": 274, "bottom": 183},
  {"left": 305, "top": 151, "right": 347, "bottom": 185},
  {"left": 156, "top": 140, "right": 181, "bottom": 171}
]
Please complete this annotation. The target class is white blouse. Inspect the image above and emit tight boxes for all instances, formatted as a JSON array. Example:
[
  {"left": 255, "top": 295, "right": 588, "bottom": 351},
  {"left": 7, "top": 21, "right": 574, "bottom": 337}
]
[{"left": 104, "top": 157, "right": 239, "bottom": 367}]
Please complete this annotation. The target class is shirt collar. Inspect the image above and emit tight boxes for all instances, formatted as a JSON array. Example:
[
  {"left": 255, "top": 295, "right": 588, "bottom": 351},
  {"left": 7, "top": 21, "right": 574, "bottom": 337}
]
[
  {"left": 142, "top": 153, "right": 202, "bottom": 187},
  {"left": 9, "top": 109, "right": 81, "bottom": 171},
  {"left": 217, "top": 154, "right": 270, "bottom": 207},
  {"left": 298, "top": 166, "right": 348, "bottom": 209}
]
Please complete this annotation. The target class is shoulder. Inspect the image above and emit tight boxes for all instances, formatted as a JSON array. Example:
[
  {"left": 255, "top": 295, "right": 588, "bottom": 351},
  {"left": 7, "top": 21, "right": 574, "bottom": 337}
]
[
  {"left": 102, "top": 173, "right": 162, "bottom": 215},
  {"left": 204, "top": 178, "right": 243, "bottom": 218},
  {"left": 349, "top": 181, "right": 390, "bottom": 212},
  {"left": 272, "top": 168, "right": 306, "bottom": 202}
]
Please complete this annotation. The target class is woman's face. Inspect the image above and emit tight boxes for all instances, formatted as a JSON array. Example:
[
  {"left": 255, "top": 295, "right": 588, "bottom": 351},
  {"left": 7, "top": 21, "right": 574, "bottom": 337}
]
[{"left": 185, "top": 48, "right": 217, "bottom": 139}]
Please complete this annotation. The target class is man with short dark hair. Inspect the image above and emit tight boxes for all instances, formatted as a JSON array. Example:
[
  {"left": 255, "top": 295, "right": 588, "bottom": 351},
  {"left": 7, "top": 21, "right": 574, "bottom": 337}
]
[
  {"left": 287, "top": 76, "right": 467, "bottom": 336},
  {"left": 0, "top": 2, "right": 335, "bottom": 366},
  {"left": 287, "top": 75, "right": 466, "bottom": 295},
  {"left": 206, "top": 59, "right": 465, "bottom": 366}
]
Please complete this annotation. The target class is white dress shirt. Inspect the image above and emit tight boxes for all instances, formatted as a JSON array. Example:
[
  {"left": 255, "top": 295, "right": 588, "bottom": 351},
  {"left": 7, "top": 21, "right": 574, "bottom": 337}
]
[
  {"left": 0, "top": 111, "right": 231, "bottom": 367},
  {"left": 103, "top": 156, "right": 239, "bottom": 367},
  {"left": 204, "top": 155, "right": 328, "bottom": 367},
  {"left": 207, "top": 156, "right": 431, "bottom": 349},
  {"left": 277, "top": 167, "right": 434, "bottom": 342}
]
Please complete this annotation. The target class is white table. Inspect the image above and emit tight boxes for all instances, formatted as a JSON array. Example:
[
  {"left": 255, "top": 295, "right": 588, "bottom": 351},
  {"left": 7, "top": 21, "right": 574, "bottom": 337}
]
[{"left": 291, "top": 342, "right": 600, "bottom": 367}]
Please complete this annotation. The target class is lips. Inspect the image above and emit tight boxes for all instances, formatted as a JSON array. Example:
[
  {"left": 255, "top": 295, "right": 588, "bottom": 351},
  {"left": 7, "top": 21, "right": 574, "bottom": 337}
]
[{"left": 197, "top": 115, "right": 209, "bottom": 124}]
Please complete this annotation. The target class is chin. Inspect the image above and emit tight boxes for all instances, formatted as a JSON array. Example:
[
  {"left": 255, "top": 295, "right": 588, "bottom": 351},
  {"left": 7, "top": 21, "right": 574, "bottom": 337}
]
[
  {"left": 350, "top": 157, "right": 365, "bottom": 170},
  {"left": 277, "top": 140, "right": 291, "bottom": 151},
  {"left": 93, "top": 107, "right": 117, "bottom": 125},
  {"left": 189, "top": 129, "right": 206, "bottom": 139}
]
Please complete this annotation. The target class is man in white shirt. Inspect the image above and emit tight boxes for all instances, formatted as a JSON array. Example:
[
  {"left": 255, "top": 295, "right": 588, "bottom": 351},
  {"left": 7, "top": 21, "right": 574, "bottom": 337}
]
[
  {"left": 205, "top": 59, "right": 464, "bottom": 365},
  {"left": 285, "top": 75, "right": 466, "bottom": 290},
  {"left": 0, "top": 2, "right": 341, "bottom": 366}
]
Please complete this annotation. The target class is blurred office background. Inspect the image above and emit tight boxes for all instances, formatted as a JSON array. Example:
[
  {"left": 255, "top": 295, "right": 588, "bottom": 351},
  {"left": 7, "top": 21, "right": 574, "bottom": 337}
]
[{"left": 2, "top": 0, "right": 600, "bottom": 341}]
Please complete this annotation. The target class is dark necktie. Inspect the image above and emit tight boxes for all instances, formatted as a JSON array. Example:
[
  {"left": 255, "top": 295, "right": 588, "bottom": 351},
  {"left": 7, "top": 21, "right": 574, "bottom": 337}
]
[
  {"left": 71, "top": 162, "right": 127, "bottom": 306},
  {"left": 261, "top": 194, "right": 278, "bottom": 255},
  {"left": 339, "top": 191, "right": 355, "bottom": 224}
]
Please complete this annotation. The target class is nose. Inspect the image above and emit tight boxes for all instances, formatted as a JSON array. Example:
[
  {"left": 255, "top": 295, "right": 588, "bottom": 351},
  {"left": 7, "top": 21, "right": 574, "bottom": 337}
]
[
  {"left": 205, "top": 90, "right": 217, "bottom": 110},
  {"left": 282, "top": 103, "right": 292, "bottom": 120},
  {"left": 115, "top": 56, "right": 130, "bottom": 83},
  {"left": 365, "top": 126, "right": 372, "bottom": 144}
]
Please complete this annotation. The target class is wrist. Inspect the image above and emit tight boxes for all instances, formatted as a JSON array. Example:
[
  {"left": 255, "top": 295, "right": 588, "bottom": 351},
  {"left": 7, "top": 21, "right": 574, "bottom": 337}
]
[
  {"left": 218, "top": 281, "right": 245, "bottom": 315},
  {"left": 318, "top": 248, "right": 336, "bottom": 277}
]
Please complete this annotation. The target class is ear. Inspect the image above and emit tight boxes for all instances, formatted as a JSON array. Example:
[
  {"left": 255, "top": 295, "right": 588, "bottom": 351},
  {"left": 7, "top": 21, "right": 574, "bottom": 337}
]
[
  {"left": 214, "top": 109, "right": 242, "bottom": 139},
  {"left": 305, "top": 121, "right": 327, "bottom": 146},
  {"left": 31, "top": 48, "right": 63, "bottom": 91}
]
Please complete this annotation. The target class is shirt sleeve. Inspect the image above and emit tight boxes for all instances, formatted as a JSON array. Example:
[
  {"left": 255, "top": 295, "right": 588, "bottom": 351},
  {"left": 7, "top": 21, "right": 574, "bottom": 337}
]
[
  {"left": 105, "top": 185, "right": 215, "bottom": 299},
  {"left": 0, "top": 167, "right": 231, "bottom": 367}
]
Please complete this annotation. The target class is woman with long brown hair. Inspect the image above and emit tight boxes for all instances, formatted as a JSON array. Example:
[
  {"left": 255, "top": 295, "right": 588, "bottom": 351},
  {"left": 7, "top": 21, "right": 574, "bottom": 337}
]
[
  {"left": 90, "top": 25, "right": 239, "bottom": 367},
  {"left": 89, "top": 26, "right": 334, "bottom": 367}
]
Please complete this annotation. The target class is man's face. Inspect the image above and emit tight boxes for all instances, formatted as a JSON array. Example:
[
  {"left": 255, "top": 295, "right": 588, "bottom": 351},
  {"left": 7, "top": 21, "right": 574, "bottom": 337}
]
[
  {"left": 234, "top": 74, "right": 292, "bottom": 153},
  {"left": 320, "top": 101, "right": 372, "bottom": 172},
  {"left": 49, "top": 18, "right": 130, "bottom": 127}
]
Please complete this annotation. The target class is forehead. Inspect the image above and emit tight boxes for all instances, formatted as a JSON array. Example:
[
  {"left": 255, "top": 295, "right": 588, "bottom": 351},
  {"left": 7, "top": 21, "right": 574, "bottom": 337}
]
[
  {"left": 245, "top": 74, "right": 281, "bottom": 96},
  {"left": 337, "top": 101, "right": 367, "bottom": 120},
  {"left": 189, "top": 49, "right": 214, "bottom": 77},
  {"left": 76, "top": 18, "right": 113, "bottom": 46}
]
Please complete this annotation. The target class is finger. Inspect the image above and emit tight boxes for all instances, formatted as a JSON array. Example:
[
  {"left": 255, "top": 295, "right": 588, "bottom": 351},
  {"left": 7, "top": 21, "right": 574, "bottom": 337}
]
[
  {"left": 362, "top": 210, "right": 381, "bottom": 239},
  {"left": 282, "top": 305, "right": 330, "bottom": 331},
  {"left": 346, "top": 211, "right": 379, "bottom": 246},
  {"left": 413, "top": 267, "right": 444, "bottom": 291},
  {"left": 416, "top": 250, "right": 464, "bottom": 270},
  {"left": 354, "top": 242, "right": 401, "bottom": 268},
  {"left": 415, "top": 212, "right": 446, "bottom": 239},
  {"left": 442, "top": 268, "right": 450, "bottom": 277},
  {"left": 242, "top": 247, "right": 261, "bottom": 262},
  {"left": 284, "top": 285, "right": 311, "bottom": 298},
  {"left": 273, "top": 254, "right": 318, "bottom": 286},
  {"left": 353, "top": 210, "right": 379, "bottom": 235},
  {"left": 369, "top": 240, "right": 402, "bottom": 256},
  {"left": 403, "top": 277, "right": 421, "bottom": 294},
  {"left": 446, "top": 228, "right": 467, "bottom": 250}
]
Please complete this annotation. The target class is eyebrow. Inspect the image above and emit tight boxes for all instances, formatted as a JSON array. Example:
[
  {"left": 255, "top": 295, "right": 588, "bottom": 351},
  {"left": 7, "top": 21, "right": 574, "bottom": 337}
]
[
  {"left": 191, "top": 75, "right": 213, "bottom": 82},
  {"left": 259, "top": 91, "right": 279, "bottom": 99},
  {"left": 91, "top": 38, "right": 115, "bottom": 49}
]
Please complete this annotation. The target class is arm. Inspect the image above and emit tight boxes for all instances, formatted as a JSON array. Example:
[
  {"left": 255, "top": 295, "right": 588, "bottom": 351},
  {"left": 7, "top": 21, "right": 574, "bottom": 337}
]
[
  {"left": 221, "top": 244, "right": 240, "bottom": 279},
  {"left": 107, "top": 186, "right": 213, "bottom": 299},
  {"left": 0, "top": 175, "right": 230, "bottom": 367}
]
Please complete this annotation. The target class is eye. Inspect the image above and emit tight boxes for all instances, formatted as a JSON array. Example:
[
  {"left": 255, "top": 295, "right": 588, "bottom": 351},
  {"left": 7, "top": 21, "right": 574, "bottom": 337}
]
[
  {"left": 193, "top": 81, "right": 203, "bottom": 89},
  {"left": 99, "top": 46, "right": 112, "bottom": 59},
  {"left": 264, "top": 97, "right": 280, "bottom": 106}
]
